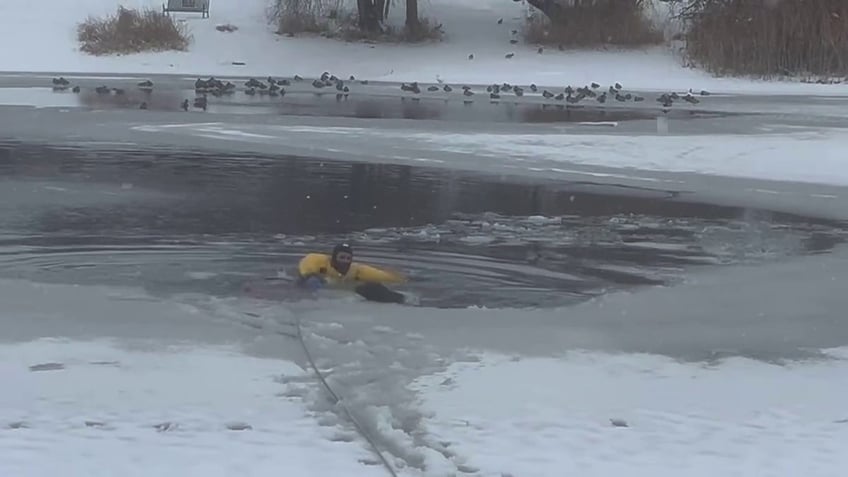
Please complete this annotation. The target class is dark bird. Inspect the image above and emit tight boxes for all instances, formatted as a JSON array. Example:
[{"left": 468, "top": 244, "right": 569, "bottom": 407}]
[{"left": 683, "top": 93, "right": 700, "bottom": 104}]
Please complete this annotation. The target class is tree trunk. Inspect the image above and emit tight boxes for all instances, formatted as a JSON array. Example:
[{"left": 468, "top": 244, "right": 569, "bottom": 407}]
[
  {"left": 356, "top": 0, "right": 382, "bottom": 32},
  {"left": 406, "top": 0, "right": 420, "bottom": 30}
]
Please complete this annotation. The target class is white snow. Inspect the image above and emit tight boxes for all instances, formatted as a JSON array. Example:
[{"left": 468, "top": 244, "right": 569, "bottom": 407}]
[
  {"left": 0, "top": 0, "right": 846, "bottom": 95},
  {"left": 0, "top": 278, "right": 391, "bottom": 477},
  {"left": 407, "top": 128, "right": 848, "bottom": 187},
  {"left": 0, "top": 338, "right": 387, "bottom": 477},
  {"left": 412, "top": 350, "right": 848, "bottom": 477}
]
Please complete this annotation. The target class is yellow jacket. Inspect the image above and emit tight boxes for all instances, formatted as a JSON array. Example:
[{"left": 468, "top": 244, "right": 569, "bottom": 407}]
[{"left": 297, "top": 253, "right": 406, "bottom": 286}]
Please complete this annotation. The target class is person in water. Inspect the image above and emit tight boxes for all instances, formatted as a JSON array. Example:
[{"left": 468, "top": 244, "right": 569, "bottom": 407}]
[{"left": 297, "top": 243, "right": 407, "bottom": 303}]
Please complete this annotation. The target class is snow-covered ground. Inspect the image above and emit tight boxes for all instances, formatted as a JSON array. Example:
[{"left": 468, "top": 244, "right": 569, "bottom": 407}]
[
  {"left": 412, "top": 350, "right": 848, "bottom": 477},
  {"left": 1, "top": 338, "right": 386, "bottom": 477},
  {"left": 0, "top": 0, "right": 846, "bottom": 95}
]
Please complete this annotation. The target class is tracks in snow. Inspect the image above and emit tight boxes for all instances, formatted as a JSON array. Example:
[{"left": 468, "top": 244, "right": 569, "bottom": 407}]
[{"left": 221, "top": 299, "right": 480, "bottom": 476}]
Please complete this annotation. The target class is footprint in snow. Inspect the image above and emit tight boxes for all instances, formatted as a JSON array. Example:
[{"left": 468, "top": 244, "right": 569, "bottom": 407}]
[
  {"left": 610, "top": 418, "right": 629, "bottom": 428},
  {"left": 154, "top": 422, "right": 179, "bottom": 432},
  {"left": 225, "top": 422, "right": 252, "bottom": 431},
  {"left": 29, "top": 362, "right": 65, "bottom": 372},
  {"left": 89, "top": 360, "right": 121, "bottom": 367}
]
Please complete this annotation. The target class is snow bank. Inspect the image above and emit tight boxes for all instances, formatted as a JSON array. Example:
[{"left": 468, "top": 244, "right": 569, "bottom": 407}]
[{"left": 0, "top": 0, "right": 846, "bottom": 95}]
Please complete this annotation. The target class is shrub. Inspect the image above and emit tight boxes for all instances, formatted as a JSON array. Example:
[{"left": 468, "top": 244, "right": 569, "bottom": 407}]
[
  {"left": 681, "top": 0, "right": 848, "bottom": 77},
  {"left": 269, "top": 0, "right": 347, "bottom": 35},
  {"left": 269, "top": 0, "right": 442, "bottom": 42},
  {"left": 78, "top": 6, "right": 191, "bottom": 55},
  {"left": 524, "top": 0, "right": 663, "bottom": 47}
]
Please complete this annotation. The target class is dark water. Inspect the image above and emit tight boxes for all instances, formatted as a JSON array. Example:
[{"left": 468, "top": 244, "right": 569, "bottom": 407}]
[{"left": 0, "top": 140, "right": 844, "bottom": 308}]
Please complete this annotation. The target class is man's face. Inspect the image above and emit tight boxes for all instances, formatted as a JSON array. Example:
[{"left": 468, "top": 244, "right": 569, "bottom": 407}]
[{"left": 332, "top": 251, "right": 353, "bottom": 274}]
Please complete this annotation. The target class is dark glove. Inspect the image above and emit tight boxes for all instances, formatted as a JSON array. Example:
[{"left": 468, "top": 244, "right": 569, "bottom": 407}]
[{"left": 302, "top": 275, "right": 325, "bottom": 291}]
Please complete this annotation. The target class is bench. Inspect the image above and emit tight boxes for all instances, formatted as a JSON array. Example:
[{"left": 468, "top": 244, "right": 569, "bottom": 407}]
[{"left": 163, "top": 0, "right": 210, "bottom": 18}]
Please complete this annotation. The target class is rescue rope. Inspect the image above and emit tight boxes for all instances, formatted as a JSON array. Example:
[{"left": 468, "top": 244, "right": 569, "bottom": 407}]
[{"left": 293, "top": 312, "right": 400, "bottom": 477}]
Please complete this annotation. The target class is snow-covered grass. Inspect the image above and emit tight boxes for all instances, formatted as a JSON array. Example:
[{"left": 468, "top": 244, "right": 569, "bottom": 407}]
[
  {"left": 0, "top": 0, "right": 846, "bottom": 95},
  {"left": 0, "top": 338, "right": 387, "bottom": 477},
  {"left": 412, "top": 350, "right": 848, "bottom": 477}
]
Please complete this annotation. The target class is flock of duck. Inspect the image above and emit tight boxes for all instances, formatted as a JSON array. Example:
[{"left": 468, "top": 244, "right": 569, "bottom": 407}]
[{"left": 50, "top": 73, "right": 710, "bottom": 112}]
